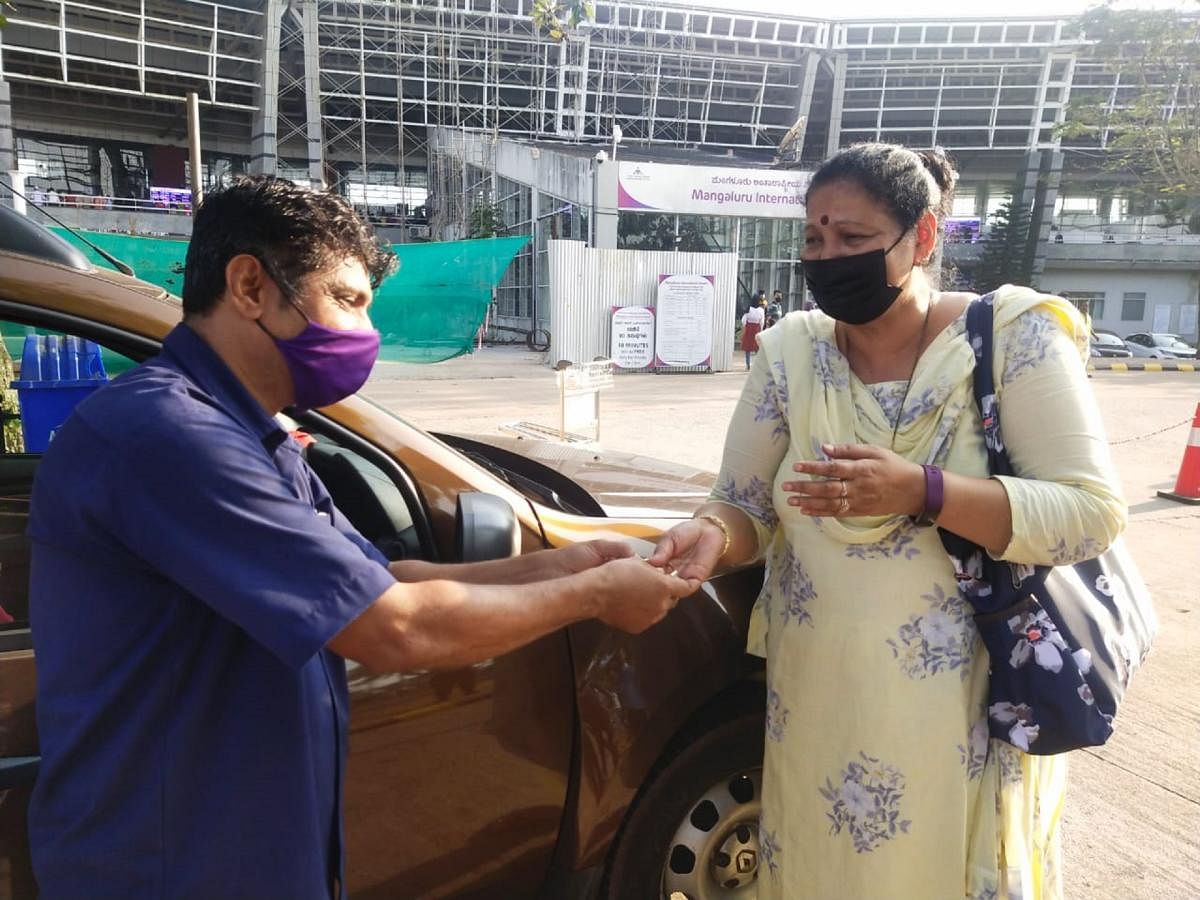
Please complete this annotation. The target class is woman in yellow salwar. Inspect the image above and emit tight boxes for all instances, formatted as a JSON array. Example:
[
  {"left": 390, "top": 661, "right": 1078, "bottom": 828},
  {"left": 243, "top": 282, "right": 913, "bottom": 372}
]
[{"left": 651, "top": 143, "right": 1125, "bottom": 899}]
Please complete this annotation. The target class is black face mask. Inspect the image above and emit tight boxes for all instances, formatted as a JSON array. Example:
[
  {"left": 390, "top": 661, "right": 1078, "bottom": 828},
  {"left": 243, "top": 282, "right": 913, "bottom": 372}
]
[{"left": 803, "top": 233, "right": 910, "bottom": 325}]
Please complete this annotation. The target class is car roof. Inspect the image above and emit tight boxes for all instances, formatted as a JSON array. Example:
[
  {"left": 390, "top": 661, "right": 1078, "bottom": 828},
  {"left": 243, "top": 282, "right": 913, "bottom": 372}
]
[
  {"left": 0, "top": 217, "right": 181, "bottom": 341},
  {"left": 0, "top": 204, "right": 93, "bottom": 270}
]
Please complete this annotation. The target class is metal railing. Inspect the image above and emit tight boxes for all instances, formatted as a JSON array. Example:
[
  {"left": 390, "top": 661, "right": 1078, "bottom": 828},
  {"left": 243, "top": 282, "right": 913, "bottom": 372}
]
[{"left": 22, "top": 193, "right": 193, "bottom": 216}]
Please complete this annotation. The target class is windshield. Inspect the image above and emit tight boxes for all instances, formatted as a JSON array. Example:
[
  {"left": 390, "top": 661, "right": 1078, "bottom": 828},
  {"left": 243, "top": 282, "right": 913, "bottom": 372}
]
[{"left": 1093, "top": 333, "right": 1123, "bottom": 346}]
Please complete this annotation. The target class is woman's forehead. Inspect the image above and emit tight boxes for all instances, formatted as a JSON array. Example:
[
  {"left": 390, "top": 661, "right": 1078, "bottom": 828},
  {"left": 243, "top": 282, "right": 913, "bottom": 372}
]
[{"left": 805, "top": 180, "right": 885, "bottom": 218}]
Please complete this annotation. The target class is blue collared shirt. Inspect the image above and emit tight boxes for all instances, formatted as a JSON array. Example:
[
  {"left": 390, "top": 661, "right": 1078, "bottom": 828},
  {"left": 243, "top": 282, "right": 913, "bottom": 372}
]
[{"left": 27, "top": 324, "right": 397, "bottom": 899}]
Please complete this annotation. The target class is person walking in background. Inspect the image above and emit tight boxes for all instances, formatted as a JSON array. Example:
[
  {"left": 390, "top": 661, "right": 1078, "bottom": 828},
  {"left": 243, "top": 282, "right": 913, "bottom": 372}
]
[
  {"left": 651, "top": 143, "right": 1125, "bottom": 899},
  {"left": 766, "top": 289, "right": 785, "bottom": 327},
  {"left": 740, "top": 295, "right": 766, "bottom": 370}
]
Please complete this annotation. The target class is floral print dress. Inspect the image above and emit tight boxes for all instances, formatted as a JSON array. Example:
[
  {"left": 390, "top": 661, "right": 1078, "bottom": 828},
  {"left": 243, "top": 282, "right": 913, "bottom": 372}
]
[{"left": 711, "top": 286, "right": 1126, "bottom": 899}]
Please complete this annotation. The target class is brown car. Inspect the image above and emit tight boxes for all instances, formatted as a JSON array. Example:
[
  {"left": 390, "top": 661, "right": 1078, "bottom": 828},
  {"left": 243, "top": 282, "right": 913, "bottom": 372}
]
[{"left": 0, "top": 207, "right": 767, "bottom": 900}]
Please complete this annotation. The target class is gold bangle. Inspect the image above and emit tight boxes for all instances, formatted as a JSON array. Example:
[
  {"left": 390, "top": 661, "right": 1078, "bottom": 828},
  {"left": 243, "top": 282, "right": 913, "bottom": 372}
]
[{"left": 695, "top": 513, "right": 732, "bottom": 560}]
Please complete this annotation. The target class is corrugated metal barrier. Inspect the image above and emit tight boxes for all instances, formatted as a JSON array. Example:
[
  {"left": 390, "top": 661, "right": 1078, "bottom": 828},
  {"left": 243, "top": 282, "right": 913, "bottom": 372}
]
[{"left": 547, "top": 240, "right": 738, "bottom": 372}]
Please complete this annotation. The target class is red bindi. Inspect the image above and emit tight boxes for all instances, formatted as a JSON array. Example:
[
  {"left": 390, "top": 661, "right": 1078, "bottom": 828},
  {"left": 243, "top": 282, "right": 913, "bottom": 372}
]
[{"left": 819, "top": 215, "right": 829, "bottom": 225}]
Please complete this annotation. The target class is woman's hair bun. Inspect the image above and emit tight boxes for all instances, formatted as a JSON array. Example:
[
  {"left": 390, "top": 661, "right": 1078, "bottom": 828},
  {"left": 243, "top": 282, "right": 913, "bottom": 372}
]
[
  {"left": 916, "top": 147, "right": 958, "bottom": 217},
  {"left": 916, "top": 147, "right": 957, "bottom": 193}
]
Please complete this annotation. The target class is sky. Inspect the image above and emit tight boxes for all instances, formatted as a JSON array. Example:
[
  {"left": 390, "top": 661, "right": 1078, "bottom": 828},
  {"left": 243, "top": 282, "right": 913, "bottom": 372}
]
[{"left": 685, "top": 0, "right": 1190, "bottom": 19}]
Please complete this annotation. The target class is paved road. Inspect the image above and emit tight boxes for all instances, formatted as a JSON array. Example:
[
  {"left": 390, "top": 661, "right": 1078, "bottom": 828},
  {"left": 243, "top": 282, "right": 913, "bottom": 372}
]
[{"left": 365, "top": 354, "right": 1200, "bottom": 899}]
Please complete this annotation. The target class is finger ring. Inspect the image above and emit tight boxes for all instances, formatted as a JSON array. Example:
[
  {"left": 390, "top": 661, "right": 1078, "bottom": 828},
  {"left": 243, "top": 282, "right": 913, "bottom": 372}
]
[
  {"left": 840, "top": 479, "right": 848, "bottom": 498},
  {"left": 839, "top": 496, "right": 850, "bottom": 514}
]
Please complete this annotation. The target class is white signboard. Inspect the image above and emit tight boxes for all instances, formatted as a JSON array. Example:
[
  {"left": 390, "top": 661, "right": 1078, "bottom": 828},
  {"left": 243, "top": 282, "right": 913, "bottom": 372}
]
[
  {"left": 610, "top": 306, "right": 656, "bottom": 370},
  {"left": 1152, "top": 304, "right": 1173, "bottom": 334},
  {"left": 1178, "top": 304, "right": 1198, "bottom": 340},
  {"left": 619, "top": 161, "right": 810, "bottom": 219},
  {"left": 655, "top": 274, "right": 715, "bottom": 369}
]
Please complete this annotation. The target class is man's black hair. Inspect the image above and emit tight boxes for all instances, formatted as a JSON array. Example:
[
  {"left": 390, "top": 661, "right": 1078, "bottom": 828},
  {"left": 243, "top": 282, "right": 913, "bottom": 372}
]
[{"left": 182, "top": 176, "right": 397, "bottom": 317}]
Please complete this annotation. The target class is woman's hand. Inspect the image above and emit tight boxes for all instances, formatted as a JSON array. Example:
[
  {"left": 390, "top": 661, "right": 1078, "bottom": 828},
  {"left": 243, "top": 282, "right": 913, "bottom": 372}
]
[
  {"left": 648, "top": 518, "right": 727, "bottom": 588},
  {"left": 784, "top": 443, "right": 925, "bottom": 518}
]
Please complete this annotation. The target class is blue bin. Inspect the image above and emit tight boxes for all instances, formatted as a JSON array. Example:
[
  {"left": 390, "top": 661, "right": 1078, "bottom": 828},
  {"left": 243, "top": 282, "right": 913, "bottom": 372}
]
[{"left": 11, "top": 334, "right": 108, "bottom": 453}]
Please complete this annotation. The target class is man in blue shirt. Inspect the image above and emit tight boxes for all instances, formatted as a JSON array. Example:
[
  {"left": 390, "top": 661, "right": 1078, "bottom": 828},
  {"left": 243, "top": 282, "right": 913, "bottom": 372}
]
[{"left": 26, "top": 177, "right": 694, "bottom": 899}]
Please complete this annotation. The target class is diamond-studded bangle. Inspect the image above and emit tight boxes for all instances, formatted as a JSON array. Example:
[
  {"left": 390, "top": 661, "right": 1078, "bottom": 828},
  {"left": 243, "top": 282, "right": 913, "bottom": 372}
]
[
  {"left": 695, "top": 513, "right": 733, "bottom": 560},
  {"left": 911, "top": 464, "right": 945, "bottom": 527}
]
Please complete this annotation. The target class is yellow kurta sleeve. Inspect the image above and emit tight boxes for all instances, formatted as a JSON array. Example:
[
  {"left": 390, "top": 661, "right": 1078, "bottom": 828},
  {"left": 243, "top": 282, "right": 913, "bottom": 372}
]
[
  {"left": 990, "top": 304, "right": 1127, "bottom": 565},
  {"left": 709, "top": 346, "right": 790, "bottom": 559}
]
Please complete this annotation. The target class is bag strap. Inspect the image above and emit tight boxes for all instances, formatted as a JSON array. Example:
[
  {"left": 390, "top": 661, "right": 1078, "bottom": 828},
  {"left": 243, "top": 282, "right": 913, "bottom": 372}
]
[{"left": 965, "top": 293, "right": 1016, "bottom": 479}]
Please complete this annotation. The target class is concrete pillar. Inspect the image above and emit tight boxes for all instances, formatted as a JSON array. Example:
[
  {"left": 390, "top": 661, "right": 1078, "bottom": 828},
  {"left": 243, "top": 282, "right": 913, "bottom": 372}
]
[
  {"left": 825, "top": 53, "right": 848, "bottom": 158},
  {"left": 297, "top": 0, "right": 325, "bottom": 187},
  {"left": 0, "top": 80, "right": 17, "bottom": 210},
  {"left": 1029, "top": 150, "right": 1064, "bottom": 285},
  {"left": 974, "top": 183, "right": 989, "bottom": 220},
  {"left": 249, "top": 0, "right": 283, "bottom": 176},
  {"left": 593, "top": 158, "right": 619, "bottom": 250},
  {"left": 782, "top": 54, "right": 820, "bottom": 164}
]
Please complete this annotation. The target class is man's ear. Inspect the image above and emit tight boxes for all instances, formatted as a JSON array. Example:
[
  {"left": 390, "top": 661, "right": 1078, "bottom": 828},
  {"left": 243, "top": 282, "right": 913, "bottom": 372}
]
[{"left": 223, "top": 254, "right": 275, "bottom": 320}]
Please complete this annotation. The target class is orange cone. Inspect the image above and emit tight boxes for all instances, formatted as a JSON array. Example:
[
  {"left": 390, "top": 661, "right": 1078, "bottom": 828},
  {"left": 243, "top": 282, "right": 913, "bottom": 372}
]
[{"left": 1158, "top": 403, "right": 1200, "bottom": 505}]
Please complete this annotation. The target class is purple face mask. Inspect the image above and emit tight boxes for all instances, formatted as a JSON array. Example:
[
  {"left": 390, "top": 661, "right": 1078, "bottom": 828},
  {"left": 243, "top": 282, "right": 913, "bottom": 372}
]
[{"left": 260, "top": 304, "right": 380, "bottom": 411}]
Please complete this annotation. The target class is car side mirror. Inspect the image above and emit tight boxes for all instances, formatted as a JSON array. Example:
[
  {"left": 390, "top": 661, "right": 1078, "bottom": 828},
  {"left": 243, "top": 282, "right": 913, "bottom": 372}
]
[{"left": 455, "top": 492, "right": 520, "bottom": 563}]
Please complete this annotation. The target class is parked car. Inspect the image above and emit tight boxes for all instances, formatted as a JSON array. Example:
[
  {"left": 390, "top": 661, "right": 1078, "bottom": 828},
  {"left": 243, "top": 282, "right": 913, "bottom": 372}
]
[
  {"left": 0, "top": 206, "right": 767, "bottom": 900},
  {"left": 1089, "top": 331, "right": 1133, "bottom": 358},
  {"left": 1124, "top": 332, "right": 1198, "bottom": 359},
  {"left": 1114, "top": 331, "right": 1172, "bottom": 358}
]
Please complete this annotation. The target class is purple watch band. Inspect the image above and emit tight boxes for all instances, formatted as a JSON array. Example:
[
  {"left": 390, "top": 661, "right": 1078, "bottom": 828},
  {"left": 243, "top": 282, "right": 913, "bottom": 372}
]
[{"left": 913, "top": 464, "right": 945, "bottom": 526}]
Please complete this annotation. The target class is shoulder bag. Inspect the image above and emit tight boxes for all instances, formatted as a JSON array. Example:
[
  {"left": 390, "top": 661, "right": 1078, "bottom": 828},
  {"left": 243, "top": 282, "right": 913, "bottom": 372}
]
[{"left": 935, "top": 295, "right": 1157, "bottom": 755}]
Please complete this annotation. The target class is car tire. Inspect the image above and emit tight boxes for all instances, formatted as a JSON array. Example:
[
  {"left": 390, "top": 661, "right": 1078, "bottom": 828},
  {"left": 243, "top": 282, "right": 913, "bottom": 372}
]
[{"left": 601, "top": 706, "right": 766, "bottom": 900}]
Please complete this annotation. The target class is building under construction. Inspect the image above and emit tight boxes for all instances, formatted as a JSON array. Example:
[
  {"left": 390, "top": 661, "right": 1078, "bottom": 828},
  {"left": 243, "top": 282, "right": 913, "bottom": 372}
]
[{"left": 1, "top": 1, "right": 1197, "bottom": 339}]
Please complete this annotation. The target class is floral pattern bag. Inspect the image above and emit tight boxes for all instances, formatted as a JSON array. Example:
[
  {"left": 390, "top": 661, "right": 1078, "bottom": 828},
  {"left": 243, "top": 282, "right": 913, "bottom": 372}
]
[{"left": 937, "top": 295, "right": 1157, "bottom": 755}]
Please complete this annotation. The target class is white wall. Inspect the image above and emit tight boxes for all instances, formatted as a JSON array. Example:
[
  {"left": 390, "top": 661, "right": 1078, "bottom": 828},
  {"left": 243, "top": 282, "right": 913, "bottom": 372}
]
[
  {"left": 1039, "top": 268, "right": 1200, "bottom": 341},
  {"left": 547, "top": 240, "right": 738, "bottom": 371}
]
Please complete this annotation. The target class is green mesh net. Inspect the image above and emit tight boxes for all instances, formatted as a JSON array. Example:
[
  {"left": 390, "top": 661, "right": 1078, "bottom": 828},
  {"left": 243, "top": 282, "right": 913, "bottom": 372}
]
[{"left": 49, "top": 228, "right": 530, "bottom": 364}]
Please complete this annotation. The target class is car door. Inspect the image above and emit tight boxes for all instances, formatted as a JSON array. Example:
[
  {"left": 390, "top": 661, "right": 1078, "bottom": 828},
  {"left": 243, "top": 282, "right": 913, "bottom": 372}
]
[
  {"left": 0, "top": 308, "right": 575, "bottom": 900},
  {"left": 292, "top": 421, "right": 577, "bottom": 899}
]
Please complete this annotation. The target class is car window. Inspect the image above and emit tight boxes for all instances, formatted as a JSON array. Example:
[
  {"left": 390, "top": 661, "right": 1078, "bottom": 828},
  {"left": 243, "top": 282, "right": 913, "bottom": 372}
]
[
  {"left": 276, "top": 412, "right": 429, "bottom": 563},
  {"left": 0, "top": 319, "right": 135, "bottom": 633}
]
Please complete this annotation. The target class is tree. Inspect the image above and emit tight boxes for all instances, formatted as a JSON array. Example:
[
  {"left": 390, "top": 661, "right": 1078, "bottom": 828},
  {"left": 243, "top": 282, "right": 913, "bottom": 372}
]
[
  {"left": 1059, "top": 3, "right": 1200, "bottom": 230},
  {"left": 617, "top": 214, "right": 724, "bottom": 252},
  {"left": 0, "top": 3, "right": 13, "bottom": 28},
  {"left": 468, "top": 200, "right": 505, "bottom": 239},
  {"left": 531, "top": 0, "right": 594, "bottom": 41},
  {"left": 974, "top": 197, "right": 1036, "bottom": 293}
]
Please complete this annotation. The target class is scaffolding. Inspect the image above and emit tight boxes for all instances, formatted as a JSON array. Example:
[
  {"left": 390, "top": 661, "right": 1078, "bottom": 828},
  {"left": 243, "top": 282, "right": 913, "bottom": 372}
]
[{"left": 1, "top": 0, "right": 1195, "bottom": 227}]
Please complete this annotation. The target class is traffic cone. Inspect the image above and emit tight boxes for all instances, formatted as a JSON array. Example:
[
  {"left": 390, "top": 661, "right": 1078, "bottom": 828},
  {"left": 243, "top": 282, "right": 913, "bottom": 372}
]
[{"left": 1158, "top": 403, "right": 1200, "bottom": 505}]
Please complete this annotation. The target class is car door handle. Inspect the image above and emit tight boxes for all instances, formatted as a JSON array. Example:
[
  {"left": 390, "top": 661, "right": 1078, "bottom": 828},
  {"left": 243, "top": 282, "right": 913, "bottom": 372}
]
[{"left": 0, "top": 755, "right": 39, "bottom": 790}]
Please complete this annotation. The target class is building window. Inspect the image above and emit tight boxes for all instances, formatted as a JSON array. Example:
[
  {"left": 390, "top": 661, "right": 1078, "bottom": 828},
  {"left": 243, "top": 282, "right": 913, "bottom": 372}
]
[
  {"left": 1121, "top": 292, "right": 1146, "bottom": 321},
  {"left": 1061, "top": 291, "right": 1105, "bottom": 320}
]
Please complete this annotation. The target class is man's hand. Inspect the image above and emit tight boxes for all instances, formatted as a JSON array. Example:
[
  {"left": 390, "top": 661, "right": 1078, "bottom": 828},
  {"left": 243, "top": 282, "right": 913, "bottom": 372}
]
[
  {"left": 546, "top": 539, "right": 634, "bottom": 578},
  {"left": 592, "top": 557, "right": 696, "bottom": 634}
]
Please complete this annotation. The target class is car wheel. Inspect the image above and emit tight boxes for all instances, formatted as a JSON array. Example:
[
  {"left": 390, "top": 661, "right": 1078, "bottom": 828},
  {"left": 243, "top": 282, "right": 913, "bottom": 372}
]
[{"left": 602, "top": 708, "right": 766, "bottom": 900}]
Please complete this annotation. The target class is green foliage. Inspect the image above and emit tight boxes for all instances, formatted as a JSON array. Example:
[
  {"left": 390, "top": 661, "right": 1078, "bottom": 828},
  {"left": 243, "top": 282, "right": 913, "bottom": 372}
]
[
  {"left": 0, "top": 2, "right": 13, "bottom": 27},
  {"left": 1059, "top": 3, "right": 1200, "bottom": 229},
  {"left": 468, "top": 200, "right": 505, "bottom": 239},
  {"left": 617, "top": 214, "right": 723, "bottom": 252},
  {"left": 531, "top": 0, "right": 595, "bottom": 41},
  {"left": 975, "top": 197, "right": 1036, "bottom": 293}
]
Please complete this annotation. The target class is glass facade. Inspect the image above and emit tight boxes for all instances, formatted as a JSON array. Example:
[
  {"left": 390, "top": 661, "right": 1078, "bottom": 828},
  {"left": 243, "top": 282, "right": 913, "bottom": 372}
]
[{"left": 618, "top": 212, "right": 804, "bottom": 313}]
